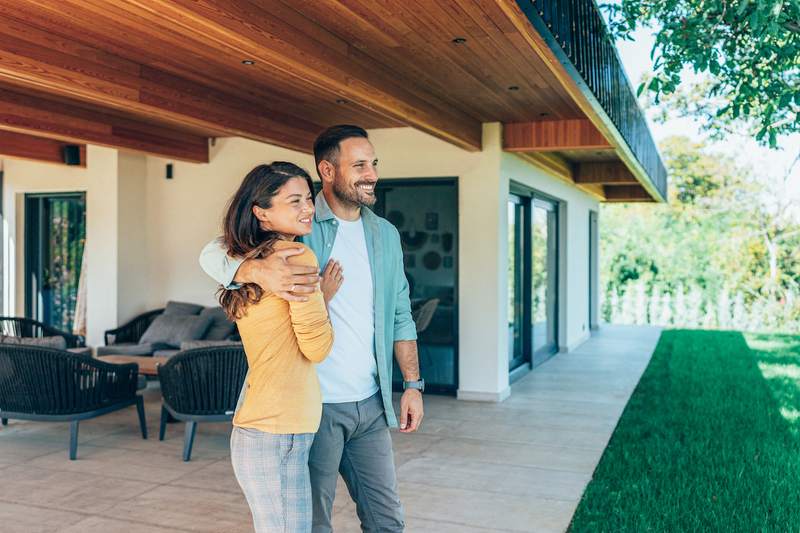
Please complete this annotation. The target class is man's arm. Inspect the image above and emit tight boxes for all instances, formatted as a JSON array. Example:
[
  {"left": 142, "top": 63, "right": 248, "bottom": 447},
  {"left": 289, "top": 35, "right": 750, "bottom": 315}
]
[
  {"left": 198, "top": 237, "right": 320, "bottom": 301},
  {"left": 391, "top": 228, "right": 423, "bottom": 433}
]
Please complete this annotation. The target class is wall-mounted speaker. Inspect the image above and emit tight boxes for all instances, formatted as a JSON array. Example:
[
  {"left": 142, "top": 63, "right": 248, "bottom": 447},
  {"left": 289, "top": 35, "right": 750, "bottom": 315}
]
[
  {"left": 166, "top": 163, "right": 173, "bottom": 179},
  {"left": 62, "top": 145, "right": 81, "bottom": 166}
]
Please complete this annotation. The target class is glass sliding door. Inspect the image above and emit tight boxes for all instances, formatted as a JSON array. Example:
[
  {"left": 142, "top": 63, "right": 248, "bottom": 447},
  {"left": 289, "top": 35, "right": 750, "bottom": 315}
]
[
  {"left": 508, "top": 195, "right": 529, "bottom": 372},
  {"left": 509, "top": 184, "right": 560, "bottom": 377},
  {"left": 531, "top": 199, "right": 558, "bottom": 363},
  {"left": 25, "top": 193, "right": 86, "bottom": 332},
  {"left": 373, "top": 179, "right": 458, "bottom": 393}
]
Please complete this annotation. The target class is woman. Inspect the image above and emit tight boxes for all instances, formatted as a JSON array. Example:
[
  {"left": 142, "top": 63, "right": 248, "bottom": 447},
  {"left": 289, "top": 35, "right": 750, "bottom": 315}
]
[{"left": 219, "top": 162, "right": 341, "bottom": 532}]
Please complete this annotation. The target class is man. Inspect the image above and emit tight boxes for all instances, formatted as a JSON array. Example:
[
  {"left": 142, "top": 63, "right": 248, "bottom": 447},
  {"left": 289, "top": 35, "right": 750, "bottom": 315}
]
[{"left": 199, "top": 125, "right": 424, "bottom": 532}]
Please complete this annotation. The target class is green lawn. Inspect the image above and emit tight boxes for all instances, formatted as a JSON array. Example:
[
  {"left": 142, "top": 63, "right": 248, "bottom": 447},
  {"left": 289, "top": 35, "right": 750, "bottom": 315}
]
[{"left": 569, "top": 330, "right": 800, "bottom": 532}]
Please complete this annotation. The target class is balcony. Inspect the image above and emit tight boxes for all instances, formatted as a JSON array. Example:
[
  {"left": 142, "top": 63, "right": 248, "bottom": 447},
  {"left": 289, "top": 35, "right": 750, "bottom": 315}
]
[{"left": 516, "top": 0, "right": 668, "bottom": 201}]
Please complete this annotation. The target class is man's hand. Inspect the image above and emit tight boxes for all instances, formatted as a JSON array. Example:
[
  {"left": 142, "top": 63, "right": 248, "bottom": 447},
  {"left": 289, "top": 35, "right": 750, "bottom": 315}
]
[
  {"left": 399, "top": 389, "right": 424, "bottom": 433},
  {"left": 234, "top": 246, "right": 320, "bottom": 302}
]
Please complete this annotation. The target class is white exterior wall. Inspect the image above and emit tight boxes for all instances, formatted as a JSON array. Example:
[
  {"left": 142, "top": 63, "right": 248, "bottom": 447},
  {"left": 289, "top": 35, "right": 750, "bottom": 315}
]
[
  {"left": 1, "top": 146, "right": 123, "bottom": 346},
  {"left": 1, "top": 124, "right": 599, "bottom": 400}
]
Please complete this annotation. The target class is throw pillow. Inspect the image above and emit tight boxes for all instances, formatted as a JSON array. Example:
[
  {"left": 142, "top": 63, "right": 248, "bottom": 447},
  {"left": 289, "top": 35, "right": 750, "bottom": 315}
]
[
  {"left": 163, "top": 300, "right": 205, "bottom": 316},
  {"left": 180, "top": 339, "right": 243, "bottom": 351},
  {"left": 199, "top": 306, "right": 236, "bottom": 340},
  {"left": 0, "top": 335, "right": 68, "bottom": 350},
  {"left": 139, "top": 314, "right": 212, "bottom": 348}
]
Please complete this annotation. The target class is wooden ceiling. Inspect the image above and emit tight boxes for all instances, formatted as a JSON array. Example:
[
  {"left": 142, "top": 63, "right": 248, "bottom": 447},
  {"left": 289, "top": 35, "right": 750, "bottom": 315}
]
[{"left": 0, "top": 0, "right": 655, "bottom": 201}]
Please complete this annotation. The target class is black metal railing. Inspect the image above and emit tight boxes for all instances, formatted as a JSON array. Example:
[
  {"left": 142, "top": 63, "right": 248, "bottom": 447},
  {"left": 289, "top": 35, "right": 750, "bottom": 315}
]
[{"left": 516, "top": 0, "right": 668, "bottom": 200}]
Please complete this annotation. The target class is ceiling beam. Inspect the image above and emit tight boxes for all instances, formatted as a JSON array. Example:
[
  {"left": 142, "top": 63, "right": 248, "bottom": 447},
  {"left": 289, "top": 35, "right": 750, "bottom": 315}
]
[
  {"left": 0, "top": 130, "right": 85, "bottom": 166},
  {"left": 0, "top": 87, "right": 210, "bottom": 163},
  {"left": 604, "top": 185, "right": 655, "bottom": 202},
  {"left": 0, "top": 14, "right": 323, "bottom": 153},
  {"left": 503, "top": 119, "right": 612, "bottom": 152},
  {"left": 575, "top": 162, "right": 639, "bottom": 185},
  {"left": 114, "top": 0, "right": 483, "bottom": 151}
]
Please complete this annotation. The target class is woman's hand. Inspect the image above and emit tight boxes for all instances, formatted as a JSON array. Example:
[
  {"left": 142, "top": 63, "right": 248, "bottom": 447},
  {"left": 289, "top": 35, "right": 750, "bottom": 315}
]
[{"left": 320, "top": 259, "right": 344, "bottom": 304}]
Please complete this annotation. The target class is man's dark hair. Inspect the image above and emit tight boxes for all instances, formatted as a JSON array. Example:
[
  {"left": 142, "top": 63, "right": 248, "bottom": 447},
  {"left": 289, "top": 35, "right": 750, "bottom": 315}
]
[{"left": 313, "top": 124, "right": 368, "bottom": 170}]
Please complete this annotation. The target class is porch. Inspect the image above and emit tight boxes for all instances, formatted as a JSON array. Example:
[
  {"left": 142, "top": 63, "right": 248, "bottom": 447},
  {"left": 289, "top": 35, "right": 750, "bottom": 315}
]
[{"left": 0, "top": 326, "right": 660, "bottom": 532}]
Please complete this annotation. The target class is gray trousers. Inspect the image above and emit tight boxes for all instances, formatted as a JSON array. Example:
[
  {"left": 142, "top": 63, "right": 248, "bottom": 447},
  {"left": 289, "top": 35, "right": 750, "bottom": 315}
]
[{"left": 310, "top": 392, "right": 404, "bottom": 533}]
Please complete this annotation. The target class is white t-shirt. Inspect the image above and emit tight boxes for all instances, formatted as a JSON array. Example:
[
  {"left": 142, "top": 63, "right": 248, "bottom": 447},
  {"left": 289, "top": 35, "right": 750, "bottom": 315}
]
[{"left": 316, "top": 216, "right": 379, "bottom": 403}]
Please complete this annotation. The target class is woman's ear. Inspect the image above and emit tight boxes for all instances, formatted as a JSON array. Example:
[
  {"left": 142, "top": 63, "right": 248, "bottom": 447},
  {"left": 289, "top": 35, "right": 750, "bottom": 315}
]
[{"left": 252, "top": 205, "right": 271, "bottom": 228}]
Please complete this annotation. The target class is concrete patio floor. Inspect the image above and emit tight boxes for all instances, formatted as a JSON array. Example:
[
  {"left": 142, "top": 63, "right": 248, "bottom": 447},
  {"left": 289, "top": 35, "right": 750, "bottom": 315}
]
[{"left": 0, "top": 326, "right": 660, "bottom": 532}]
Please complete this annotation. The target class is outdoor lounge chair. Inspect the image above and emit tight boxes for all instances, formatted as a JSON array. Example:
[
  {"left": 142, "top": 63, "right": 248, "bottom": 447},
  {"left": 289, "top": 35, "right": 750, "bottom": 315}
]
[
  {"left": 0, "top": 316, "right": 84, "bottom": 348},
  {"left": 158, "top": 345, "right": 247, "bottom": 461},
  {"left": 0, "top": 344, "right": 147, "bottom": 459}
]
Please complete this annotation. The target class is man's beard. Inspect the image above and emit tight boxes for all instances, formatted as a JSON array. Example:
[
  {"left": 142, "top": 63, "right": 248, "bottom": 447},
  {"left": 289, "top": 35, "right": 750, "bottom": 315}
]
[{"left": 332, "top": 179, "right": 376, "bottom": 208}]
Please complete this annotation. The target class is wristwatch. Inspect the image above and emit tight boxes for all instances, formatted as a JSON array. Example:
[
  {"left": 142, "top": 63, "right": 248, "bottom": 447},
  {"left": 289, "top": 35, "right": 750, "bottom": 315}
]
[{"left": 403, "top": 379, "right": 425, "bottom": 393}]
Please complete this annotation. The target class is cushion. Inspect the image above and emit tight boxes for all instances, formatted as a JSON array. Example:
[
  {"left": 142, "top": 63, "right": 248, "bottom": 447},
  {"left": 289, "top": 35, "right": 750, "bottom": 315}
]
[
  {"left": 96, "top": 343, "right": 161, "bottom": 356},
  {"left": 67, "top": 347, "right": 93, "bottom": 357},
  {"left": 199, "top": 306, "right": 236, "bottom": 340},
  {"left": 0, "top": 335, "right": 67, "bottom": 350},
  {"left": 180, "top": 339, "right": 243, "bottom": 351},
  {"left": 153, "top": 349, "right": 180, "bottom": 358},
  {"left": 163, "top": 300, "right": 204, "bottom": 316},
  {"left": 139, "top": 314, "right": 212, "bottom": 348}
]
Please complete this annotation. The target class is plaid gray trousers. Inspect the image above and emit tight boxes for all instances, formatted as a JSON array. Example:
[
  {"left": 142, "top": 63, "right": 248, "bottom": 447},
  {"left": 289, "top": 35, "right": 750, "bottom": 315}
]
[{"left": 231, "top": 427, "right": 315, "bottom": 532}]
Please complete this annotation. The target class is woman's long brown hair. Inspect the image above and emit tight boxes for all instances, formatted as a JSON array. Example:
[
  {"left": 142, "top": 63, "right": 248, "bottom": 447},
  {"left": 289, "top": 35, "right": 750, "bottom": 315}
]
[{"left": 218, "top": 162, "right": 314, "bottom": 320}]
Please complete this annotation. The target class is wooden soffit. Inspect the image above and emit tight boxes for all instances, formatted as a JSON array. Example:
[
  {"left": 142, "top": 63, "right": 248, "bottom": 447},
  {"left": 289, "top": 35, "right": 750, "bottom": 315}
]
[
  {"left": 0, "top": 85, "right": 210, "bottom": 163},
  {"left": 0, "top": 130, "right": 86, "bottom": 167},
  {"left": 496, "top": 1, "right": 665, "bottom": 203}
]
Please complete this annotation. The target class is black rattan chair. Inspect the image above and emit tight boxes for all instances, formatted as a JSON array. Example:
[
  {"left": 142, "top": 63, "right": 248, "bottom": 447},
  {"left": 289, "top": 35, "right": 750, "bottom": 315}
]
[
  {"left": 0, "top": 344, "right": 147, "bottom": 459},
  {"left": 0, "top": 317, "right": 84, "bottom": 348},
  {"left": 104, "top": 308, "right": 164, "bottom": 346},
  {"left": 158, "top": 345, "right": 247, "bottom": 461}
]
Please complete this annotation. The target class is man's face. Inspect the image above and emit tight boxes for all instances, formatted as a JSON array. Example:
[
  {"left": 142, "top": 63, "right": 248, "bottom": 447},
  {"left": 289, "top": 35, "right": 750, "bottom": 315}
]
[{"left": 330, "top": 137, "right": 378, "bottom": 208}]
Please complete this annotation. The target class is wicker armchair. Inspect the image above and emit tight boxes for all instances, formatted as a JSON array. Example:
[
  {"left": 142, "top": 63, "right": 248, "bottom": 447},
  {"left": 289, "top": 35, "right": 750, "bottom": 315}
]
[
  {"left": 104, "top": 308, "right": 164, "bottom": 346},
  {"left": 0, "top": 316, "right": 84, "bottom": 348},
  {"left": 0, "top": 344, "right": 147, "bottom": 459},
  {"left": 158, "top": 345, "right": 247, "bottom": 461}
]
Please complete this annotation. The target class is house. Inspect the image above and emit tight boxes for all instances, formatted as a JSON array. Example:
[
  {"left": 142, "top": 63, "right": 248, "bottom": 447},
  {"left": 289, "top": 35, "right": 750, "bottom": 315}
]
[{"left": 0, "top": 0, "right": 666, "bottom": 400}]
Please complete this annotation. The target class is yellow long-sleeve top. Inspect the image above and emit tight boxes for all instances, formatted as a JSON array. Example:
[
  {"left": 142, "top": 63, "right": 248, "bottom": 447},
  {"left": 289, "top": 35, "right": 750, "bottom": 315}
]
[{"left": 233, "top": 241, "right": 334, "bottom": 434}]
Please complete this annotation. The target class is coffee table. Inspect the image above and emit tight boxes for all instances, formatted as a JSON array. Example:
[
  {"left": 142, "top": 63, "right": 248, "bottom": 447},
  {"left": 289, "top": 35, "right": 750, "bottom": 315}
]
[{"left": 98, "top": 355, "right": 170, "bottom": 376}]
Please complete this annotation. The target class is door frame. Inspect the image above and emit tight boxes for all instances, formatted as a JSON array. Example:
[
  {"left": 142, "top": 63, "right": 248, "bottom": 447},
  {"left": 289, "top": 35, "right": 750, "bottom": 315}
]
[
  {"left": 24, "top": 192, "right": 86, "bottom": 326},
  {"left": 508, "top": 193, "right": 533, "bottom": 379},
  {"left": 509, "top": 182, "right": 561, "bottom": 372},
  {"left": 374, "top": 177, "right": 460, "bottom": 395}
]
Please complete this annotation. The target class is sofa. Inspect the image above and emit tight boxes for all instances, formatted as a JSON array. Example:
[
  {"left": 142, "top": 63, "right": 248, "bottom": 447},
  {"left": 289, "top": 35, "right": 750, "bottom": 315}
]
[{"left": 98, "top": 301, "right": 240, "bottom": 359}]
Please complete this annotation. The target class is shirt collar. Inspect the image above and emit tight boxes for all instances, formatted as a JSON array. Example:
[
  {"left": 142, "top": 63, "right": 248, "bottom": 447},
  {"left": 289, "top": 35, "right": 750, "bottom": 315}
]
[{"left": 314, "top": 191, "right": 336, "bottom": 222}]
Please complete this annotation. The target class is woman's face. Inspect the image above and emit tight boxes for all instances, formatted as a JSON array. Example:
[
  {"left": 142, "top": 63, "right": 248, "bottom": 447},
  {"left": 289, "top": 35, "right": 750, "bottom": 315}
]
[{"left": 253, "top": 176, "right": 314, "bottom": 238}]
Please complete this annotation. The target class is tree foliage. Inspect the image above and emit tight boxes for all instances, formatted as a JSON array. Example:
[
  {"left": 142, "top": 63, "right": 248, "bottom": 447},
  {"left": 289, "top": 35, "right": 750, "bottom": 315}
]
[
  {"left": 602, "top": 135, "right": 800, "bottom": 331},
  {"left": 605, "top": 0, "right": 800, "bottom": 146}
]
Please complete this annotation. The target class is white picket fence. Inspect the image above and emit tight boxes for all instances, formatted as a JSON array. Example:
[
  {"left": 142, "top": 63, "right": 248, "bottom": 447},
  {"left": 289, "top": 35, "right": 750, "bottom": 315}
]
[{"left": 601, "top": 281, "right": 800, "bottom": 332}]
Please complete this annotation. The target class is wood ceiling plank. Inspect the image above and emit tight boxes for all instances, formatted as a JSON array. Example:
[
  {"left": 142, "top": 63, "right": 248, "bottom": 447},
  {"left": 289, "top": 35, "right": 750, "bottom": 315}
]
[
  {"left": 0, "top": 87, "right": 209, "bottom": 162},
  {"left": 604, "top": 184, "right": 655, "bottom": 202},
  {"left": 121, "top": 0, "right": 482, "bottom": 150},
  {"left": 0, "top": 130, "right": 85, "bottom": 166},
  {"left": 575, "top": 162, "right": 639, "bottom": 184},
  {"left": 0, "top": 14, "right": 323, "bottom": 152},
  {"left": 504, "top": 119, "right": 612, "bottom": 151}
]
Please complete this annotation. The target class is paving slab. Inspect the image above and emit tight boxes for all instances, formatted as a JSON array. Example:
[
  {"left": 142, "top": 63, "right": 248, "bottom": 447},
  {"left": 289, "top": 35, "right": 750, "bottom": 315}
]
[{"left": 0, "top": 326, "right": 659, "bottom": 532}]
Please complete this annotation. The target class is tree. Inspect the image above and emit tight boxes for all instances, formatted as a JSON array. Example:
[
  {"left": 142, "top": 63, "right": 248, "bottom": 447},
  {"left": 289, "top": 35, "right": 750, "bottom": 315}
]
[
  {"left": 605, "top": 0, "right": 800, "bottom": 147},
  {"left": 602, "top": 135, "right": 798, "bottom": 314}
]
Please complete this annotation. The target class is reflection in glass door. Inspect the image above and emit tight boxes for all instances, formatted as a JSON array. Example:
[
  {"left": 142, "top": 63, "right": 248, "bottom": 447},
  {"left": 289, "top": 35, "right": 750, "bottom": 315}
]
[
  {"left": 373, "top": 179, "right": 458, "bottom": 393},
  {"left": 508, "top": 196, "right": 527, "bottom": 371},
  {"left": 532, "top": 199, "right": 558, "bottom": 363}
]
